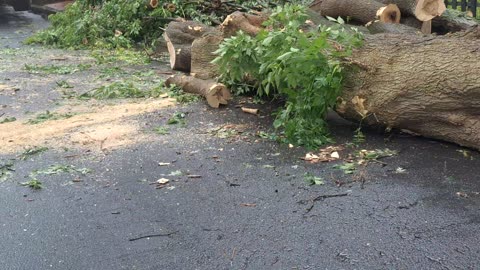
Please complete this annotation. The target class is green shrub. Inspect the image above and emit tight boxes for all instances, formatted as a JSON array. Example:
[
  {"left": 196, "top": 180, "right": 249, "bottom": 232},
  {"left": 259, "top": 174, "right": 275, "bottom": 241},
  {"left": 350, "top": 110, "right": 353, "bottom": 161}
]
[
  {"left": 26, "top": 0, "right": 313, "bottom": 49},
  {"left": 213, "top": 5, "right": 363, "bottom": 148}
]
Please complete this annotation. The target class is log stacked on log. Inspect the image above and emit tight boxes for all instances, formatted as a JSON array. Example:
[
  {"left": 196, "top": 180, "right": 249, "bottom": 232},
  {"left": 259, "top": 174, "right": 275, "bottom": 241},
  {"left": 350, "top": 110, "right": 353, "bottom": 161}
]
[
  {"left": 311, "top": 0, "right": 401, "bottom": 24},
  {"left": 162, "top": 12, "right": 267, "bottom": 108},
  {"left": 163, "top": 21, "right": 218, "bottom": 72}
]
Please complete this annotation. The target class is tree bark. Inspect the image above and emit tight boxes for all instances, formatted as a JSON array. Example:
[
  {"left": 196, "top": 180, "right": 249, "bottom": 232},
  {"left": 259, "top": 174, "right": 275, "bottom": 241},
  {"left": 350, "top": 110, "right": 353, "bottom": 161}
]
[
  {"left": 163, "top": 21, "right": 216, "bottom": 72},
  {"left": 311, "top": 0, "right": 401, "bottom": 24},
  {"left": 165, "top": 75, "right": 232, "bottom": 108},
  {"left": 191, "top": 31, "right": 224, "bottom": 80},
  {"left": 220, "top": 11, "right": 268, "bottom": 37},
  {"left": 367, "top": 21, "right": 420, "bottom": 34},
  {"left": 336, "top": 26, "right": 480, "bottom": 149},
  {"left": 379, "top": 0, "right": 446, "bottom": 21}
]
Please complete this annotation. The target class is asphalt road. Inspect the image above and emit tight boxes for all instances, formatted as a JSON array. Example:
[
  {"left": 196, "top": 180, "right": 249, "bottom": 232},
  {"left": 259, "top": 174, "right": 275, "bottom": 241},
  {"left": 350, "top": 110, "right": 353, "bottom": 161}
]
[{"left": 1, "top": 5, "right": 480, "bottom": 270}]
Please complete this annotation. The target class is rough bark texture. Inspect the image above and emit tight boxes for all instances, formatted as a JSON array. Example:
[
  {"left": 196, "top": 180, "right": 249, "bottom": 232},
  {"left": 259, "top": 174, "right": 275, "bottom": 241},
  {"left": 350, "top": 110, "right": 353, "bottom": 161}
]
[
  {"left": 336, "top": 26, "right": 480, "bottom": 149},
  {"left": 165, "top": 75, "right": 232, "bottom": 108},
  {"left": 401, "top": 16, "right": 423, "bottom": 28},
  {"left": 191, "top": 31, "right": 224, "bottom": 80},
  {"left": 379, "top": 0, "right": 446, "bottom": 21},
  {"left": 367, "top": 21, "right": 420, "bottom": 34},
  {"left": 432, "top": 9, "right": 479, "bottom": 33},
  {"left": 314, "top": 0, "right": 401, "bottom": 24},
  {"left": 164, "top": 21, "right": 216, "bottom": 72},
  {"left": 221, "top": 11, "right": 268, "bottom": 37}
]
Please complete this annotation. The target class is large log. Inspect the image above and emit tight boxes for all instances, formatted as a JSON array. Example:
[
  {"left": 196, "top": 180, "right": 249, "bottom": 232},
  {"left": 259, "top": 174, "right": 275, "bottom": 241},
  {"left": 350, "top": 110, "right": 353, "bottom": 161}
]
[
  {"left": 336, "top": 26, "right": 480, "bottom": 149},
  {"left": 165, "top": 75, "right": 232, "bottom": 108},
  {"left": 191, "top": 32, "right": 224, "bottom": 80},
  {"left": 310, "top": 0, "right": 401, "bottom": 24},
  {"left": 163, "top": 21, "right": 216, "bottom": 72},
  {"left": 379, "top": 0, "right": 446, "bottom": 21}
]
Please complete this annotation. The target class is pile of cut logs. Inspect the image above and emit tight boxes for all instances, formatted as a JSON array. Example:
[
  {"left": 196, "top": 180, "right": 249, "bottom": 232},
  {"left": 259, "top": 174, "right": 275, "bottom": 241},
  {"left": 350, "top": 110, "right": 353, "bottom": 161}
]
[{"left": 160, "top": 0, "right": 480, "bottom": 150}]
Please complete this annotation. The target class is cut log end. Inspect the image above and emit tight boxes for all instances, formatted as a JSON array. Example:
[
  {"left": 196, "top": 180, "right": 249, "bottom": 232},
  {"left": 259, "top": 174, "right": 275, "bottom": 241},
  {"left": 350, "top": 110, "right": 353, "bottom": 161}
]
[
  {"left": 377, "top": 4, "right": 401, "bottom": 23},
  {"left": 415, "top": 0, "right": 447, "bottom": 21},
  {"left": 149, "top": 0, "right": 158, "bottom": 9},
  {"left": 206, "top": 83, "right": 231, "bottom": 108}
]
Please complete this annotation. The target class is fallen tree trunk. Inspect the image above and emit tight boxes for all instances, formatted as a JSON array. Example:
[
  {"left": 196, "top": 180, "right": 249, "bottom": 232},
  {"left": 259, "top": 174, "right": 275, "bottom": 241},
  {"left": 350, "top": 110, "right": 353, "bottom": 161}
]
[
  {"left": 336, "top": 26, "right": 480, "bottom": 149},
  {"left": 164, "top": 21, "right": 216, "bottom": 72},
  {"left": 165, "top": 75, "right": 232, "bottom": 108},
  {"left": 311, "top": 0, "right": 401, "bottom": 24},
  {"left": 367, "top": 21, "right": 420, "bottom": 34},
  {"left": 379, "top": 0, "right": 446, "bottom": 21}
]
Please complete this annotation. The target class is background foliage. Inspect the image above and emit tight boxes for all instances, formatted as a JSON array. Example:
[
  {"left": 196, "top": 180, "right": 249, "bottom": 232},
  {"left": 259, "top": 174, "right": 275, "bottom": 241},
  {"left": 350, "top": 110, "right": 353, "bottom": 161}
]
[
  {"left": 27, "top": 0, "right": 311, "bottom": 49},
  {"left": 213, "top": 5, "right": 363, "bottom": 148}
]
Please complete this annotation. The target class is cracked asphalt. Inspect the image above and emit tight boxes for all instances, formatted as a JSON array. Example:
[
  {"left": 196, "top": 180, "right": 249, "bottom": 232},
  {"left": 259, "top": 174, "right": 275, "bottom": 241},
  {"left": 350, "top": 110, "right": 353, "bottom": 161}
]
[{"left": 1, "top": 5, "right": 480, "bottom": 270}]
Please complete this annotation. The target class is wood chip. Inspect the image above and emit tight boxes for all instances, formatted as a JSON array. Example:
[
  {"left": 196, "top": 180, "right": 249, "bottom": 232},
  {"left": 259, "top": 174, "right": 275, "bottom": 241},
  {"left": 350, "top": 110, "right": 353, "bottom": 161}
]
[
  {"left": 241, "top": 107, "right": 259, "bottom": 115},
  {"left": 240, "top": 203, "right": 256, "bottom": 207}
]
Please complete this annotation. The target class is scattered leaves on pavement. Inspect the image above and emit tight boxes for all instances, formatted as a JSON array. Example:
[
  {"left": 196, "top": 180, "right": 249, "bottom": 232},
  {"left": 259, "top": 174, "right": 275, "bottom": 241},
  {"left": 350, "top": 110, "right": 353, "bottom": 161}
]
[
  {"left": 21, "top": 179, "right": 43, "bottom": 190},
  {"left": 303, "top": 146, "right": 343, "bottom": 163},
  {"left": 26, "top": 110, "right": 75, "bottom": 125},
  {"left": 304, "top": 172, "right": 324, "bottom": 186},
  {"left": 19, "top": 146, "right": 49, "bottom": 160}
]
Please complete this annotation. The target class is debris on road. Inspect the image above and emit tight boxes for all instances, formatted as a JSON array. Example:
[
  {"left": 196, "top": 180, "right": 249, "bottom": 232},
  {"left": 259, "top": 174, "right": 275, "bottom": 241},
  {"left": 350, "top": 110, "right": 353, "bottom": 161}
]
[
  {"left": 303, "top": 146, "right": 343, "bottom": 163},
  {"left": 241, "top": 107, "right": 259, "bottom": 115}
]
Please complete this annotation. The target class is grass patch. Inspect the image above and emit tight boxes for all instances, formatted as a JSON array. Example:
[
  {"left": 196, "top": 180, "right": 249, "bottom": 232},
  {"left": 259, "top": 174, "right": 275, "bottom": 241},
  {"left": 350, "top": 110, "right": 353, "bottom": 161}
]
[
  {"left": 21, "top": 179, "right": 43, "bottom": 190},
  {"left": 91, "top": 49, "right": 150, "bottom": 65},
  {"left": 153, "top": 126, "right": 170, "bottom": 135},
  {"left": 33, "top": 164, "right": 91, "bottom": 175},
  {"left": 0, "top": 117, "right": 16, "bottom": 124},
  {"left": 56, "top": 80, "right": 73, "bottom": 88},
  {"left": 79, "top": 81, "right": 165, "bottom": 99},
  {"left": 0, "top": 161, "right": 15, "bottom": 183},
  {"left": 167, "top": 112, "right": 187, "bottom": 126},
  {"left": 24, "top": 63, "right": 91, "bottom": 75},
  {"left": 167, "top": 86, "right": 201, "bottom": 104},
  {"left": 19, "top": 146, "right": 49, "bottom": 160},
  {"left": 26, "top": 110, "right": 75, "bottom": 125},
  {"left": 304, "top": 172, "right": 324, "bottom": 186}
]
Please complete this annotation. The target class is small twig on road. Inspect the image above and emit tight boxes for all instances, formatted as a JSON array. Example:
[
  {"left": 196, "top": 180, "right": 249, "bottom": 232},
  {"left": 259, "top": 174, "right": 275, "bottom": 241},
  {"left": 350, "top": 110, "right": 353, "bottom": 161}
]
[
  {"left": 300, "top": 192, "right": 349, "bottom": 213},
  {"left": 312, "top": 193, "right": 349, "bottom": 202},
  {"left": 128, "top": 231, "right": 178, "bottom": 241}
]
